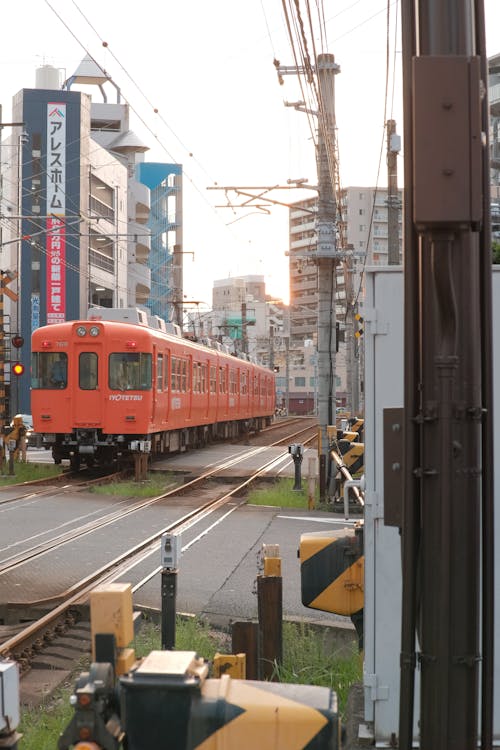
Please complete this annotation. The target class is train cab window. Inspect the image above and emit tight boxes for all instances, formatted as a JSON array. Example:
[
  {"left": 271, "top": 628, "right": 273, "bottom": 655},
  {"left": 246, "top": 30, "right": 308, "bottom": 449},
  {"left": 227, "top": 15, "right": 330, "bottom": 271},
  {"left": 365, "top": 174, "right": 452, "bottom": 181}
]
[
  {"left": 109, "top": 352, "right": 152, "bottom": 391},
  {"left": 31, "top": 351, "right": 68, "bottom": 389},
  {"left": 79, "top": 352, "right": 98, "bottom": 390}
]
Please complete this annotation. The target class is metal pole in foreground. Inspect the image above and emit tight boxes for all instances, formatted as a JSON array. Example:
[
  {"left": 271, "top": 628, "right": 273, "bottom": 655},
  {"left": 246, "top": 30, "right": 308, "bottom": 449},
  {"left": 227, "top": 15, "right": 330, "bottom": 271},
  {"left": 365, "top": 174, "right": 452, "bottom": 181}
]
[
  {"left": 161, "top": 569, "right": 177, "bottom": 650},
  {"left": 160, "top": 533, "right": 182, "bottom": 650}
]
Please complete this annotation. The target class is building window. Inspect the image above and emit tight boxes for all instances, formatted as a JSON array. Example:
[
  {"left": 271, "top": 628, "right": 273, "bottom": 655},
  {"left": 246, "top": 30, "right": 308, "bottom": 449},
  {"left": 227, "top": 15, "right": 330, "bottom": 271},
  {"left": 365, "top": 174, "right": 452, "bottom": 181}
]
[{"left": 294, "top": 377, "right": 306, "bottom": 387}]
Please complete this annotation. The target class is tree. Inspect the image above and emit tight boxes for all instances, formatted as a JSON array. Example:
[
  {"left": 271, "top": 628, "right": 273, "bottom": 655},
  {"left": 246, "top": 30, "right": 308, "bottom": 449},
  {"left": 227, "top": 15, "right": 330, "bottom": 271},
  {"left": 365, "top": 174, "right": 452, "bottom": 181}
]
[{"left": 493, "top": 240, "right": 500, "bottom": 265}]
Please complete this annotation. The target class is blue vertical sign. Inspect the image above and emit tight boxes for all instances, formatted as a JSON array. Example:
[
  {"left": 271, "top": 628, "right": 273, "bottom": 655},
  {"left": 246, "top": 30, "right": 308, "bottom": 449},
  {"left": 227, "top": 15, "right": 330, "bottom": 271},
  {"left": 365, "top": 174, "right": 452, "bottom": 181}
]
[{"left": 31, "top": 293, "right": 40, "bottom": 333}]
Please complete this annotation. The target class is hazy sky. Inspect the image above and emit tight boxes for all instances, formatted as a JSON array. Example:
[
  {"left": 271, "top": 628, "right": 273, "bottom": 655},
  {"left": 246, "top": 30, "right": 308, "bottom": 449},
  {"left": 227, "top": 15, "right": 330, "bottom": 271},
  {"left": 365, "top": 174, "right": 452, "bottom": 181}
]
[{"left": 1, "top": 1, "right": 499, "bottom": 307}]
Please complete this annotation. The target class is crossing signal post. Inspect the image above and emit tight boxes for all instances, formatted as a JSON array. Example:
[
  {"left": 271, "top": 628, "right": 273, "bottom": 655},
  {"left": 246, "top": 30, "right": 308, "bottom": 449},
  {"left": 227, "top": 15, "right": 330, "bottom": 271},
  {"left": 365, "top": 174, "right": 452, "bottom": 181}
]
[
  {"left": 354, "top": 313, "right": 364, "bottom": 339},
  {"left": 0, "top": 272, "right": 19, "bottom": 470}
]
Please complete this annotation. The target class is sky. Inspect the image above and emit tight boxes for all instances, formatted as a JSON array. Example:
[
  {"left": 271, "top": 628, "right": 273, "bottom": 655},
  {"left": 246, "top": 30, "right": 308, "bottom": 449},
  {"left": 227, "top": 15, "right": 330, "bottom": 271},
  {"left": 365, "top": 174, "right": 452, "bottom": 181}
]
[{"left": 1, "top": 0, "right": 499, "bottom": 309}]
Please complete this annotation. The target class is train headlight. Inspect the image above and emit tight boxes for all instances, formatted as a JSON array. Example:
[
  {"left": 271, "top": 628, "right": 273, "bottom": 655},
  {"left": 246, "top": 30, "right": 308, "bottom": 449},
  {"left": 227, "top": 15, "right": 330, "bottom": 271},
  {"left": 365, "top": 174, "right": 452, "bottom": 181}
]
[
  {"left": 76, "top": 326, "right": 87, "bottom": 337},
  {"left": 89, "top": 326, "right": 100, "bottom": 337}
]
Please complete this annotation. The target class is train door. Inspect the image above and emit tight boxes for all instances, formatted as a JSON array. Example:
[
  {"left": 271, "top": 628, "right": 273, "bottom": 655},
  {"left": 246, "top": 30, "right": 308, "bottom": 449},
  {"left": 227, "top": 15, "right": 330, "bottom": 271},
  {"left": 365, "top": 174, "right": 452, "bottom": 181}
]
[{"left": 74, "top": 344, "right": 101, "bottom": 426}]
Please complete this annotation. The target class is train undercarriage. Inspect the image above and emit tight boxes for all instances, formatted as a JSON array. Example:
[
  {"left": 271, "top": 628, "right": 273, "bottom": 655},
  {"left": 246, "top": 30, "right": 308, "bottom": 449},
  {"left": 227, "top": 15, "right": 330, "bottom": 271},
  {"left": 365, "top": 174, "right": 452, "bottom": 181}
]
[{"left": 43, "top": 416, "right": 272, "bottom": 471}]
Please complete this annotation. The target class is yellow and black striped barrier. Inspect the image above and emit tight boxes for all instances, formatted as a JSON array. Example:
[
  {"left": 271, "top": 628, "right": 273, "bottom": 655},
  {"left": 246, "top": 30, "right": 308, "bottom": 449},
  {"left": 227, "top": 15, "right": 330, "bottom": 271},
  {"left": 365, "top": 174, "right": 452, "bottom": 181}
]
[
  {"left": 334, "top": 439, "right": 364, "bottom": 477},
  {"left": 59, "top": 586, "right": 341, "bottom": 750},
  {"left": 299, "top": 529, "right": 363, "bottom": 616},
  {"left": 299, "top": 528, "right": 364, "bottom": 650}
]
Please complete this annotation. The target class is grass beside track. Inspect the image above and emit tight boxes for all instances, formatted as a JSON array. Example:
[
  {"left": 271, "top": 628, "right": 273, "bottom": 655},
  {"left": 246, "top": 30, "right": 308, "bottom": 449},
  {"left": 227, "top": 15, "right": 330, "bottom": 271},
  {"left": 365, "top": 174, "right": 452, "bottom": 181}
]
[
  {"left": 0, "top": 461, "right": 62, "bottom": 486},
  {"left": 19, "top": 617, "right": 361, "bottom": 749},
  {"left": 90, "top": 471, "right": 179, "bottom": 497},
  {"left": 246, "top": 477, "right": 322, "bottom": 508}
]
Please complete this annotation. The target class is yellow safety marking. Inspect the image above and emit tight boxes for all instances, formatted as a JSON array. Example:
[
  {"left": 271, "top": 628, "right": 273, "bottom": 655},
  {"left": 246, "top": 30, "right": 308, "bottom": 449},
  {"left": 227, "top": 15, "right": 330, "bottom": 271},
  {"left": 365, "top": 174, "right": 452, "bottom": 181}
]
[
  {"left": 197, "top": 678, "right": 329, "bottom": 750},
  {"left": 264, "top": 557, "right": 282, "bottom": 576},
  {"left": 299, "top": 531, "right": 350, "bottom": 564},
  {"left": 213, "top": 653, "right": 246, "bottom": 679},
  {"left": 309, "top": 560, "right": 364, "bottom": 616}
]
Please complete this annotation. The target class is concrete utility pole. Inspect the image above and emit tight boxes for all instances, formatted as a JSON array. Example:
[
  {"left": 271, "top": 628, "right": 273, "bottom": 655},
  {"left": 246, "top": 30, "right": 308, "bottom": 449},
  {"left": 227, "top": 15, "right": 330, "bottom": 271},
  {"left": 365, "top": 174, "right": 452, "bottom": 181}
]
[
  {"left": 316, "top": 54, "right": 340, "bottom": 497},
  {"left": 386, "top": 119, "right": 401, "bottom": 265},
  {"left": 343, "top": 253, "right": 358, "bottom": 415},
  {"left": 273, "top": 54, "right": 340, "bottom": 495},
  {"left": 241, "top": 302, "right": 248, "bottom": 355}
]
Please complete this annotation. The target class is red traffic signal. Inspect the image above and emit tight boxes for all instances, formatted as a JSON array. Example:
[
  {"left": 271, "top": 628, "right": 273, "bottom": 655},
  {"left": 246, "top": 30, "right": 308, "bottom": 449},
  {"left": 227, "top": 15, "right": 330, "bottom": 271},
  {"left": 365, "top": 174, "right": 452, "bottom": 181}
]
[
  {"left": 12, "top": 334, "right": 24, "bottom": 348},
  {"left": 12, "top": 362, "right": 24, "bottom": 376}
]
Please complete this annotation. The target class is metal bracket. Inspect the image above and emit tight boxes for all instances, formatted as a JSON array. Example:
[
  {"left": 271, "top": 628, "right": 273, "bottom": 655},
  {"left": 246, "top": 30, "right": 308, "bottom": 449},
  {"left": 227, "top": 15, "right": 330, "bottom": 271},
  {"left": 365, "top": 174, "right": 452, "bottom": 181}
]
[
  {"left": 364, "top": 672, "right": 390, "bottom": 701},
  {"left": 362, "top": 307, "right": 389, "bottom": 335}
]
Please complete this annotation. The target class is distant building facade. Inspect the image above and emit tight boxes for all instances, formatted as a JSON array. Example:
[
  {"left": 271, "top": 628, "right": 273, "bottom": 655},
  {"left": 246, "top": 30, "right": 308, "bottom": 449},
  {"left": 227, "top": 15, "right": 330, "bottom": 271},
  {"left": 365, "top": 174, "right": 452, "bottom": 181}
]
[{"left": 0, "top": 58, "right": 183, "bottom": 413}]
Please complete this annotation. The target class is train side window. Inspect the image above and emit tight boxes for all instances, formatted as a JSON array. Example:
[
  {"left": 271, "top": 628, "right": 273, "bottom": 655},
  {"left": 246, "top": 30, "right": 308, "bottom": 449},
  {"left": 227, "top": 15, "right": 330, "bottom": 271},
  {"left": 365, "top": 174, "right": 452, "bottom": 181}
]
[
  {"left": 31, "top": 351, "right": 68, "bottom": 389},
  {"left": 210, "top": 365, "right": 217, "bottom": 394},
  {"left": 157, "top": 354, "right": 164, "bottom": 391},
  {"left": 219, "top": 366, "right": 227, "bottom": 394},
  {"left": 79, "top": 352, "right": 98, "bottom": 390},
  {"left": 171, "top": 357, "right": 180, "bottom": 391}
]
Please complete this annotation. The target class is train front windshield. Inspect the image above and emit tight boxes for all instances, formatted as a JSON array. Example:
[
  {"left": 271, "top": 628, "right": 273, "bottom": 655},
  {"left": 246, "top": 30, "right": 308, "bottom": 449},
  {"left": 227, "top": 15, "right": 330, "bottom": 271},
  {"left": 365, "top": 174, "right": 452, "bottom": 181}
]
[
  {"left": 109, "top": 352, "right": 152, "bottom": 390},
  {"left": 32, "top": 352, "right": 68, "bottom": 389}
]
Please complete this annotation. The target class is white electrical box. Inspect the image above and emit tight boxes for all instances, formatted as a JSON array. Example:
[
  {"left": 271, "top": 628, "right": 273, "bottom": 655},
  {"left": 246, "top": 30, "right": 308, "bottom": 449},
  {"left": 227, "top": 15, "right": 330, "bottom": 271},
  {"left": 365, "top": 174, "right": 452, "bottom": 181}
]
[
  {"left": 0, "top": 660, "right": 20, "bottom": 732},
  {"left": 363, "top": 266, "right": 500, "bottom": 744},
  {"left": 161, "top": 532, "right": 182, "bottom": 569},
  {"left": 130, "top": 440, "right": 151, "bottom": 453}
]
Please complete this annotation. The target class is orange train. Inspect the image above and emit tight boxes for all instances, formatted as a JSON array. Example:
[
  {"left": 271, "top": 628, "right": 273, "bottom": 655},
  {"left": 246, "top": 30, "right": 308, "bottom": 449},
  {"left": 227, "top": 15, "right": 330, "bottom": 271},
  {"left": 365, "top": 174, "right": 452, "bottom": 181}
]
[{"left": 31, "top": 310, "right": 276, "bottom": 470}]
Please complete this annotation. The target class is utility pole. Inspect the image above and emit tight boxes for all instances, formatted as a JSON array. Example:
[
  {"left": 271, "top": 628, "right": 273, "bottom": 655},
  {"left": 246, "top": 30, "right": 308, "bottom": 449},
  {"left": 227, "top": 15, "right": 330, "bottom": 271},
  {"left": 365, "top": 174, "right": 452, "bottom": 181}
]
[
  {"left": 273, "top": 54, "right": 340, "bottom": 495},
  {"left": 316, "top": 53, "right": 340, "bottom": 497},
  {"left": 386, "top": 119, "right": 401, "bottom": 265},
  {"left": 344, "top": 255, "right": 357, "bottom": 415},
  {"left": 0, "top": 105, "right": 24, "bottom": 455},
  {"left": 241, "top": 302, "right": 248, "bottom": 355},
  {"left": 398, "top": 0, "right": 493, "bottom": 747},
  {"left": 172, "top": 244, "right": 183, "bottom": 329},
  {"left": 269, "top": 324, "right": 274, "bottom": 372}
]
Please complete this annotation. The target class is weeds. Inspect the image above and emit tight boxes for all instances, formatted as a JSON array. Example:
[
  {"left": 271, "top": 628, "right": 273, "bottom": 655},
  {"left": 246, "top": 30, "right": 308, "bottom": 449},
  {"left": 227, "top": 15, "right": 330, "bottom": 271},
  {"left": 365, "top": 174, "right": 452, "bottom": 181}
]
[
  {"left": 0, "top": 461, "right": 62, "bottom": 486},
  {"left": 91, "top": 472, "right": 178, "bottom": 497},
  {"left": 19, "top": 616, "right": 360, "bottom": 747}
]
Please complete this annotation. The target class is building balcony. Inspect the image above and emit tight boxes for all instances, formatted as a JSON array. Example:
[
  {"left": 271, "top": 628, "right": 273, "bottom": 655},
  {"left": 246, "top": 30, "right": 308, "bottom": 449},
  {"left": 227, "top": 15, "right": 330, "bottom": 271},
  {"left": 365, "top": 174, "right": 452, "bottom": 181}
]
[
  {"left": 490, "top": 83, "right": 500, "bottom": 117},
  {"left": 132, "top": 181, "right": 151, "bottom": 224},
  {"left": 128, "top": 261, "right": 151, "bottom": 303}
]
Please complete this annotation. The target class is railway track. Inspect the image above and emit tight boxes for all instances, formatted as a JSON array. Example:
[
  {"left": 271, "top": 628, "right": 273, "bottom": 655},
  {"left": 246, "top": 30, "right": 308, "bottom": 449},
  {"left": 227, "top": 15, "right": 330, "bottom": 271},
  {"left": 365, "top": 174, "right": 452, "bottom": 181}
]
[{"left": 0, "top": 436, "right": 308, "bottom": 669}]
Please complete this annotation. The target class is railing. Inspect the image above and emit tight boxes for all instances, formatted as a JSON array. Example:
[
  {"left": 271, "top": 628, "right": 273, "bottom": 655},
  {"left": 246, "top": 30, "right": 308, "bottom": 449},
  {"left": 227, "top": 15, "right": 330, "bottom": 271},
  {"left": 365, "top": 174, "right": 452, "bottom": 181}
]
[
  {"left": 89, "top": 249, "right": 115, "bottom": 274},
  {"left": 89, "top": 195, "right": 115, "bottom": 223}
]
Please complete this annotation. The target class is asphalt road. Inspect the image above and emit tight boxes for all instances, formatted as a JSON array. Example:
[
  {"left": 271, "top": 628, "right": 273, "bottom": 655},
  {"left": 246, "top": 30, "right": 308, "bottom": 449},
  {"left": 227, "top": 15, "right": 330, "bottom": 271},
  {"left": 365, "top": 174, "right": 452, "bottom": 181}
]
[{"left": 19, "top": 445, "right": 357, "bottom": 636}]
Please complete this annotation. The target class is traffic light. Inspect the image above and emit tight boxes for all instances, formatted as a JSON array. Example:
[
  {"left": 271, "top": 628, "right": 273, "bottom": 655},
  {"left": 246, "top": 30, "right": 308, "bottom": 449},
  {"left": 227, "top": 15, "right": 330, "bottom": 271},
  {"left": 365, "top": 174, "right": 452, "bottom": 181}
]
[
  {"left": 12, "top": 362, "right": 24, "bottom": 376},
  {"left": 11, "top": 334, "right": 24, "bottom": 348}
]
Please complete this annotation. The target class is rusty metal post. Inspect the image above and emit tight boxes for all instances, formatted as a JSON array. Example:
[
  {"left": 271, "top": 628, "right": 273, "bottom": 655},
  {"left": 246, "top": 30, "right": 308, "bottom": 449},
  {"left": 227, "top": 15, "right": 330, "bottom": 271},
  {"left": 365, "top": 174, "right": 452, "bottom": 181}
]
[
  {"left": 257, "top": 548, "right": 283, "bottom": 681},
  {"left": 231, "top": 621, "right": 259, "bottom": 680}
]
